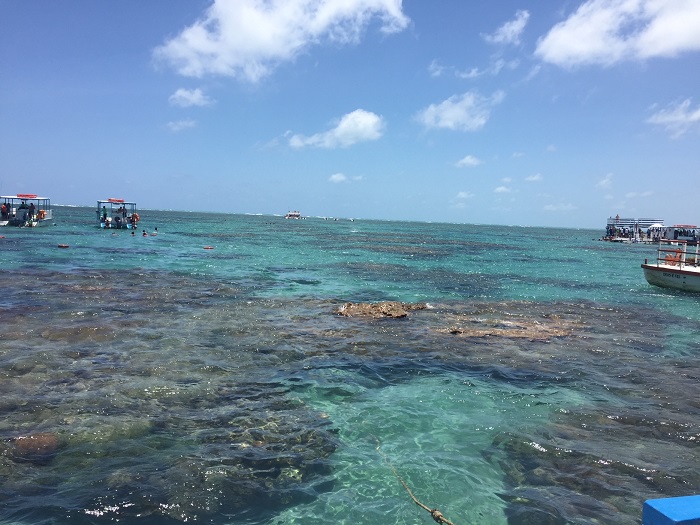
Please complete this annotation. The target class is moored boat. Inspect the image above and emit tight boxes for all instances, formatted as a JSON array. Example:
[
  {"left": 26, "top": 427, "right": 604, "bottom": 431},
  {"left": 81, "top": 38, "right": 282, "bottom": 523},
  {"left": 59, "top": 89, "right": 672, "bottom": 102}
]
[
  {"left": 284, "top": 210, "right": 302, "bottom": 219},
  {"left": 97, "top": 198, "right": 139, "bottom": 229},
  {"left": 660, "top": 224, "right": 698, "bottom": 244},
  {"left": 0, "top": 194, "right": 53, "bottom": 227},
  {"left": 641, "top": 240, "right": 700, "bottom": 292},
  {"left": 604, "top": 215, "right": 663, "bottom": 243}
]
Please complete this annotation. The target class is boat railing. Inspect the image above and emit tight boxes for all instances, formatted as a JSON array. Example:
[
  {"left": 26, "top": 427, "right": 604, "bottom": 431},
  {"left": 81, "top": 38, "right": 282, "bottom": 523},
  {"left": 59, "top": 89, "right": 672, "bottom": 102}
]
[{"left": 648, "top": 240, "right": 700, "bottom": 268}]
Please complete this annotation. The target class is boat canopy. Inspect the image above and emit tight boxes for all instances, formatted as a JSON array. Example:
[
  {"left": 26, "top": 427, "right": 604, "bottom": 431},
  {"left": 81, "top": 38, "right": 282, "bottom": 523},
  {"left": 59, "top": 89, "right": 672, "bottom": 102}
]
[
  {"left": 97, "top": 198, "right": 136, "bottom": 206},
  {"left": 2, "top": 194, "right": 51, "bottom": 202}
]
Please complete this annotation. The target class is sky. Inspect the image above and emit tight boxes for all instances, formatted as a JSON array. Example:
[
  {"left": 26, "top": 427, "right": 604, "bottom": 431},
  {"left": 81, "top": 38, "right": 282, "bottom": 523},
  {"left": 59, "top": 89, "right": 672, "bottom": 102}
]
[{"left": 1, "top": 0, "right": 700, "bottom": 228}]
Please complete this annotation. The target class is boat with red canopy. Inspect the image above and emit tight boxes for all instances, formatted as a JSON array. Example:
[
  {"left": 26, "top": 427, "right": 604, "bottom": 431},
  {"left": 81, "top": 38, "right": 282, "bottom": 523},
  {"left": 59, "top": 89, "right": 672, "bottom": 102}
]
[
  {"left": 0, "top": 194, "right": 53, "bottom": 227},
  {"left": 96, "top": 199, "right": 139, "bottom": 229}
]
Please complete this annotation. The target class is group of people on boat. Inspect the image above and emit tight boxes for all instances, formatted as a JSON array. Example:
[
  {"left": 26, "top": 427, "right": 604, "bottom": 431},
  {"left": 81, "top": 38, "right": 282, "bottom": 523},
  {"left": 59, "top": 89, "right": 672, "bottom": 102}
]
[
  {"left": 645, "top": 226, "right": 665, "bottom": 243},
  {"left": 605, "top": 225, "right": 642, "bottom": 240},
  {"left": 645, "top": 226, "right": 698, "bottom": 244},
  {"left": 2, "top": 200, "right": 45, "bottom": 223},
  {"left": 1, "top": 202, "right": 15, "bottom": 220},
  {"left": 604, "top": 224, "right": 696, "bottom": 244},
  {"left": 666, "top": 227, "right": 698, "bottom": 242},
  {"left": 100, "top": 205, "right": 140, "bottom": 229}
]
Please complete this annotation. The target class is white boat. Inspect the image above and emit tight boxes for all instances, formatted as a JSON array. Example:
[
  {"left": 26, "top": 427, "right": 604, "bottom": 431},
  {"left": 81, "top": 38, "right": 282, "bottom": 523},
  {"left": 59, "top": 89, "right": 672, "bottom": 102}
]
[
  {"left": 0, "top": 194, "right": 53, "bottom": 227},
  {"left": 604, "top": 215, "right": 663, "bottom": 243},
  {"left": 97, "top": 198, "right": 139, "bottom": 229},
  {"left": 284, "top": 211, "right": 302, "bottom": 219},
  {"left": 660, "top": 224, "right": 699, "bottom": 243},
  {"left": 641, "top": 240, "right": 700, "bottom": 292}
]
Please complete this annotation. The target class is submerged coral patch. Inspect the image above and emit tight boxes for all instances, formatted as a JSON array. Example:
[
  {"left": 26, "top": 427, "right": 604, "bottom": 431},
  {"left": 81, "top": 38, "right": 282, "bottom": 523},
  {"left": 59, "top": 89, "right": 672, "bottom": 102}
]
[
  {"left": 337, "top": 301, "right": 428, "bottom": 318},
  {"left": 437, "top": 307, "right": 578, "bottom": 341}
]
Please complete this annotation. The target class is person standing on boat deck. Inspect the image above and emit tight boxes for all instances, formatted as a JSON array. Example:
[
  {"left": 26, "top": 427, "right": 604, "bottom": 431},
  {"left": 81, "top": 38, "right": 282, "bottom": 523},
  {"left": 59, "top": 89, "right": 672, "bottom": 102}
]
[
  {"left": 17, "top": 201, "right": 28, "bottom": 221},
  {"left": 28, "top": 202, "right": 35, "bottom": 218},
  {"left": 102, "top": 206, "right": 107, "bottom": 221},
  {"left": 1, "top": 203, "right": 6, "bottom": 219}
]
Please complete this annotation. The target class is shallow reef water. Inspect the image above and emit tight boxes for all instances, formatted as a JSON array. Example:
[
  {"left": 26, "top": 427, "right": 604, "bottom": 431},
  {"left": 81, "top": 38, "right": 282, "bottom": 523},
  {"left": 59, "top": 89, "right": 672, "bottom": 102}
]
[{"left": 1, "top": 208, "right": 699, "bottom": 524}]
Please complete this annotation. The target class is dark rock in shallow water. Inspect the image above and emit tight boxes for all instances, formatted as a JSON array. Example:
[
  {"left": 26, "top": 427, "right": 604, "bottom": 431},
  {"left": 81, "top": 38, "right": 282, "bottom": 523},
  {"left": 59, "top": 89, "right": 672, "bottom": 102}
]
[
  {"left": 336, "top": 301, "right": 427, "bottom": 319},
  {"left": 500, "top": 493, "right": 566, "bottom": 525},
  {"left": 11, "top": 432, "right": 60, "bottom": 463}
]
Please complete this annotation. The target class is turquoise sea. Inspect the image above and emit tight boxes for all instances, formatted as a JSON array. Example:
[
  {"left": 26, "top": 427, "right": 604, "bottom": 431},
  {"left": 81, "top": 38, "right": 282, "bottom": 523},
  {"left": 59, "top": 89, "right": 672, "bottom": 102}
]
[{"left": 1, "top": 207, "right": 699, "bottom": 525}]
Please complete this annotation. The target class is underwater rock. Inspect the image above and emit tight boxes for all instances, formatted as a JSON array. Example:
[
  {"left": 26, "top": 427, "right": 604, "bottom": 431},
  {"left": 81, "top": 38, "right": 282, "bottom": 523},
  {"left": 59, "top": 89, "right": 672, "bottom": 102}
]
[
  {"left": 499, "top": 492, "right": 567, "bottom": 525},
  {"left": 11, "top": 432, "right": 59, "bottom": 463},
  {"left": 436, "top": 310, "right": 577, "bottom": 340},
  {"left": 336, "top": 301, "right": 427, "bottom": 319},
  {"left": 485, "top": 430, "right": 684, "bottom": 525}
]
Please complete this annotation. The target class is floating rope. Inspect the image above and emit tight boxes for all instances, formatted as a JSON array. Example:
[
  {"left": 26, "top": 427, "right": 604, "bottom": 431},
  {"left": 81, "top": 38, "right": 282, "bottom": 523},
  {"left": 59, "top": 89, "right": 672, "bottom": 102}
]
[{"left": 373, "top": 437, "right": 458, "bottom": 525}]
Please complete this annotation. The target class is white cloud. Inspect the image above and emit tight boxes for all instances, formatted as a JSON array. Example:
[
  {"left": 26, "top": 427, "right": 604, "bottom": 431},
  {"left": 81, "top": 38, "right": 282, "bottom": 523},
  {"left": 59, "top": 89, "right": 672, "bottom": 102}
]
[
  {"left": 455, "top": 155, "right": 482, "bottom": 167},
  {"left": 167, "top": 119, "right": 196, "bottom": 132},
  {"left": 153, "top": 0, "right": 410, "bottom": 82},
  {"left": 544, "top": 203, "right": 577, "bottom": 211},
  {"left": 625, "top": 190, "right": 653, "bottom": 198},
  {"left": 416, "top": 90, "right": 505, "bottom": 132},
  {"left": 168, "top": 88, "right": 214, "bottom": 107},
  {"left": 457, "top": 58, "right": 520, "bottom": 78},
  {"left": 289, "top": 109, "right": 384, "bottom": 148},
  {"left": 428, "top": 59, "right": 446, "bottom": 78},
  {"left": 455, "top": 66, "right": 484, "bottom": 79},
  {"left": 429, "top": 58, "right": 517, "bottom": 80},
  {"left": 429, "top": 59, "right": 465, "bottom": 79},
  {"left": 535, "top": 0, "right": 700, "bottom": 68},
  {"left": 596, "top": 172, "right": 613, "bottom": 188},
  {"left": 525, "top": 173, "right": 543, "bottom": 182},
  {"left": 494, "top": 186, "right": 511, "bottom": 193},
  {"left": 451, "top": 191, "right": 474, "bottom": 209},
  {"left": 329, "top": 173, "right": 348, "bottom": 183},
  {"left": 483, "top": 10, "right": 530, "bottom": 45},
  {"left": 521, "top": 64, "right": 541, "bottom": 83},
  {"left": 647, "top": 98, "right": 700, "bottom": 138}
]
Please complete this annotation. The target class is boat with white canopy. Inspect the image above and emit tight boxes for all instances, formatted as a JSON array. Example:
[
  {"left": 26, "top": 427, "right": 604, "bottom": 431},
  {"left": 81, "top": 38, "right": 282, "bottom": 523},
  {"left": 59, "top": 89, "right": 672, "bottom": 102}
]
[{"left": 0, "top": 194, "right": 53, "bottom": 227}]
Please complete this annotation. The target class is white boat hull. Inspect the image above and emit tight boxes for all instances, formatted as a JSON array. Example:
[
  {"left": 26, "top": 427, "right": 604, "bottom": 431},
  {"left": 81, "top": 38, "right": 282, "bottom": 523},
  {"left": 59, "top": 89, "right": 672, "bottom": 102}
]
[{"left": 641, "top": 263, "right": 700, "bottom": 293}]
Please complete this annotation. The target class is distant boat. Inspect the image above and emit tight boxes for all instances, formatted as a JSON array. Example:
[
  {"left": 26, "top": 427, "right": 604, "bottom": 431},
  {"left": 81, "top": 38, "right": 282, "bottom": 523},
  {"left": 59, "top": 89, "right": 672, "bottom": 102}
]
[
  {"left": 0, "top": 194, "right": 53, "bottom": 227},
  {"left": 604, "top": 215, "right": 663, "bottom": 243},
  {"left": 97, "top": 198, "right": 139, "bottom": 229},
  {"left": 641, "top": 240, "right": 700, "bottom": 292},
  {"left": 284, "top": 211, "right": 302, "bottom": 219},
  {"left": 660, "top": 224, "right": 699, "bottom": 244}
]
